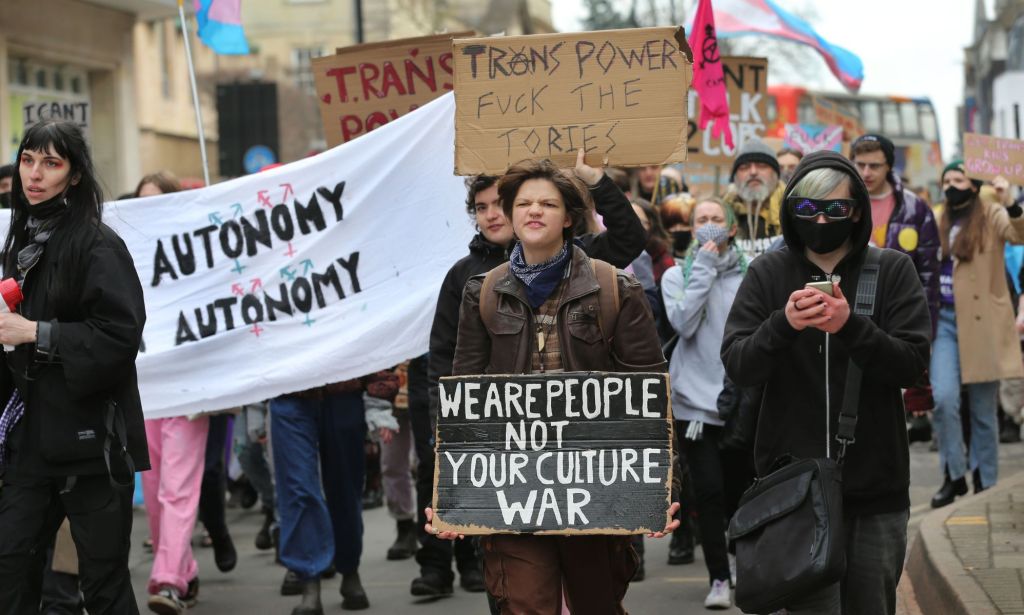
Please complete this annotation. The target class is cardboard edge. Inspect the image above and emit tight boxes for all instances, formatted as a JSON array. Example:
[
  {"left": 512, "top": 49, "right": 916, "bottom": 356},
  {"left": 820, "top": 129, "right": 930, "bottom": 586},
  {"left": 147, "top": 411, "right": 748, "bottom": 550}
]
[{"left": 334, "top": 30, "right": 476, "bottom": 55}]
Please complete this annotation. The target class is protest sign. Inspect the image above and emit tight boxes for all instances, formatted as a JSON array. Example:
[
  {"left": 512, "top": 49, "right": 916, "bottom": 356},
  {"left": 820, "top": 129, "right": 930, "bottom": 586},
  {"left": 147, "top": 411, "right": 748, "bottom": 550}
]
[
  {"left": 686, "top": 56, "right": 767, "bottom": 165},
  {"left": 431, "top": 372, "right": 673, "bottom": 535},
  {"left": 784, "top": 124, "right": 844, "bottom": 154},
  {"left": 452, "top": 27, "right": 694, "bottom": 175},
  {"left": 102, "top": 93, "right": 473, "bottom": 418},
  {"left": 22, "top": 99, "right": 89, "bottom": 133},
  {"left": 312, "top": 33, "right": 471, "bottom": 147},
  {"left": 963, "top": 133, "right": 1024, "bottom": 184}
]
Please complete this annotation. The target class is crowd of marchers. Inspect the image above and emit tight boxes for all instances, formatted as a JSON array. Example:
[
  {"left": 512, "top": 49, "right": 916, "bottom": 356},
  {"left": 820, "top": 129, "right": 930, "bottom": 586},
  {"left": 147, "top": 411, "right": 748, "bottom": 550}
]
[{"left": 0, "top": 120, "right": 1023, "bottom": 615}]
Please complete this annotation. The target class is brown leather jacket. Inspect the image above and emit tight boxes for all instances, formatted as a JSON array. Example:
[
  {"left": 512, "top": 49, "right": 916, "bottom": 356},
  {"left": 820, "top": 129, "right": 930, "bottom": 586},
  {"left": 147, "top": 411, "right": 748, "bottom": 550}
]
[{"left": 453, "top": 247, "right": 666, "bottom": 376}]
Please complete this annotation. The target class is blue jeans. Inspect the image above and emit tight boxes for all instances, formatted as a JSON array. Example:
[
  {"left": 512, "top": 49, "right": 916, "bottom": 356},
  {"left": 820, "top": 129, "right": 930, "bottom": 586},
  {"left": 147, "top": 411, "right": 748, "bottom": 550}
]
[
  {"left": 271, "top": 392, "right": 366, "bottom": 580},
  {"left": 787, "top": 509, "right": 910, "bottom": 615},
  {"left": 930, "top": 306, "right": 1000, "bottom": 488}
]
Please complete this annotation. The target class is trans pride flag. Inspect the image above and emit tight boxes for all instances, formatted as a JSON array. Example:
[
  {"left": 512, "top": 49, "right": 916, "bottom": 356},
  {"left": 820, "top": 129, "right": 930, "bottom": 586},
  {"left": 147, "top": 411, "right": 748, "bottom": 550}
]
[
  {"left": 193, "top": 0, "right": 249, "bottom": 55},
  {"left": 702, "top": 0, "right": 864, "bottom": 92}
]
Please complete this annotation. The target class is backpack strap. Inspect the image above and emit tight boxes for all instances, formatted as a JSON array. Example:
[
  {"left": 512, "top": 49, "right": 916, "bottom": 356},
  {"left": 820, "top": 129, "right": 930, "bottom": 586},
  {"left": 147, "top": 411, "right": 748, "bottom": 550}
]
[
  {"left": 477, "top": 263, "right": 509, "bottom": 332},
  {"left": 835, "top": 246, "right": 882, "bottom": 464},
  {"left": 590, "top": 258, "right": 620, "bottom": 346}
]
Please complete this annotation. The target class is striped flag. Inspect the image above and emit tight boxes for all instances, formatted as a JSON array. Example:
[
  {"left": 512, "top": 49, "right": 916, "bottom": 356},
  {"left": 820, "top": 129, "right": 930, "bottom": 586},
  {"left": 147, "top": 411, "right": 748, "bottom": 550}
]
[
  {"left": 693, "top": 0, "right": 864, "bottom": 93},
  {"left": 193, "top": 0, "right": 250, "bottom": 55}
]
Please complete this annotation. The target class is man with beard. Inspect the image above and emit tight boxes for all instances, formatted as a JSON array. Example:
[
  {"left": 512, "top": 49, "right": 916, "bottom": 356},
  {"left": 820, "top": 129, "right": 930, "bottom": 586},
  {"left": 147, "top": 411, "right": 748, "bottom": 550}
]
[{"left": 724, "top": 138, "right": 786, "bottom": 260}]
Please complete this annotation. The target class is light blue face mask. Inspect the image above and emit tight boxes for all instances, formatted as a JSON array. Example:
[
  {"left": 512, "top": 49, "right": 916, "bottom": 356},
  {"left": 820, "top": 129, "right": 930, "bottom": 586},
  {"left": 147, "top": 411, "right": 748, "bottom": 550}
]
[{"left": 695, "top": 223, "right": 730, "bottom": 246}]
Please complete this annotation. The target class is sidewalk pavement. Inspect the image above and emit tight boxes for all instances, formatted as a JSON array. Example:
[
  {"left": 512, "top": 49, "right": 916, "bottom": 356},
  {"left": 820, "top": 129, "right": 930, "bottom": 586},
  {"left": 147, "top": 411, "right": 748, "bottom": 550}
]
[{"left": 907, "top": 469, "right": 1024, "bottom": 615}]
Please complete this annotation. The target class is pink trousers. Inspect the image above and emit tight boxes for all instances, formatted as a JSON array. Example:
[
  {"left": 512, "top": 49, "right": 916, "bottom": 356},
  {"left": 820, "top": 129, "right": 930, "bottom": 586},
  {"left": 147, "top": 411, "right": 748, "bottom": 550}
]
[{"left": 142, "top": 416, "right": 209, "bottom": 595}]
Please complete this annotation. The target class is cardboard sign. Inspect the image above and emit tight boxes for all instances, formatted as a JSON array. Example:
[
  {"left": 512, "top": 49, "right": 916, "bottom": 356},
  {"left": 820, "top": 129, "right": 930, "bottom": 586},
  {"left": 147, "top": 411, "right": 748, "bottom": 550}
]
[
  {"left": 452, "top": 27, "right": 693, "bottom": 175},
  {"left": 686, "top": 56, "right": 767, "bottom": 165},
  {"left": 22, "top": 100, "right": 89, "bottom": 131},
  {"left": 964, "top": 133, "right": 1024, "bottom": 184},
  {"left": 313, "top": 32, "right": 472, "bottom": 147},
  {"left": 432, "top": 372, "right": 673, "bottom": 535}
]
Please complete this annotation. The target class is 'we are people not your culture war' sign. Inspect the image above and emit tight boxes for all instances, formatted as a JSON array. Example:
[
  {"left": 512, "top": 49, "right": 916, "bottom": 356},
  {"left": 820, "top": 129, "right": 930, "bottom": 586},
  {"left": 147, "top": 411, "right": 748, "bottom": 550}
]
[{"left": 432, "top": 373, "right": 673, "bottom": 535}]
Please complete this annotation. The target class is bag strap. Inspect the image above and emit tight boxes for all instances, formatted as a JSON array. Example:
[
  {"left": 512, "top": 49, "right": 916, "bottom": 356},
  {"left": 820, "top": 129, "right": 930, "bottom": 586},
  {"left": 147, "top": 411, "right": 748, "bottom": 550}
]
[
  {"left": 835, "top": 246, "right": 882, "bottom": 464},
  {"left": 477, "top": 263, "right": 508, "bottom": 332},
  {"left": 103, "top": 401, "right": 135, "bottom": 489},
  {"left": 590, "top": 258, "right": 620, "bottom": 346}
]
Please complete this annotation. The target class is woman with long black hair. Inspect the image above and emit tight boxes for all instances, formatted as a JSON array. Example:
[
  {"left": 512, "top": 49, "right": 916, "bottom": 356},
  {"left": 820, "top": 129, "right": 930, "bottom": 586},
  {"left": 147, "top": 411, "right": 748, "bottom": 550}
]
[{"left": 0, "top": 120, "right": 148, "bottom": 614}]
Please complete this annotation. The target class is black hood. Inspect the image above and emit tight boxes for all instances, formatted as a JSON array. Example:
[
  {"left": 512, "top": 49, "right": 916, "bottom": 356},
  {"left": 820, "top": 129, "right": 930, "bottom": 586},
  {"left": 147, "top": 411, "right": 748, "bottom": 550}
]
[{"left": 780, "top": 150, "right": 873, "bottom": 259}]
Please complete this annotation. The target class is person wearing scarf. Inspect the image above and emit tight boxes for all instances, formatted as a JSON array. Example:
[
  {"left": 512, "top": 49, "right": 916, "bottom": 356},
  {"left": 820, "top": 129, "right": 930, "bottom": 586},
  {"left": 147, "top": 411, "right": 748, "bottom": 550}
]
[
  {"left": 426, "top": 156, "right": 677, "bottom": 615},
  {"left": 661, "top": 197, "right": 749, "bottom": 609},
  {"left": 0, "top": 120, "right": 148, "bottom": 614}
]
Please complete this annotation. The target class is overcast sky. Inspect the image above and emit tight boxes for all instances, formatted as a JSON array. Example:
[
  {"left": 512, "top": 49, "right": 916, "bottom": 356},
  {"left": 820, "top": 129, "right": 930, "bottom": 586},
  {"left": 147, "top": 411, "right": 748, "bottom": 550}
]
[{"left": 552, "top": 0, "right": 983, "bottom": 159}]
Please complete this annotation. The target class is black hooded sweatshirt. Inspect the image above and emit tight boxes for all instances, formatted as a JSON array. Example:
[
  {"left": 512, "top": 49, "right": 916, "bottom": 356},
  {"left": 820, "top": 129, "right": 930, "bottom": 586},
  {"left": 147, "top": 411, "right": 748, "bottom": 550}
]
[{"left": 721, "top": 151, "right": 931, "bottom": 516}]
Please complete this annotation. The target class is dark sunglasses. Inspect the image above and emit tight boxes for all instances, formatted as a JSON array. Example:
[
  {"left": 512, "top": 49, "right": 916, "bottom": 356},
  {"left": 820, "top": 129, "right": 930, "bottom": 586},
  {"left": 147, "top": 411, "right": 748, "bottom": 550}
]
[{"left": 788, "top": 197, "right": 856, "bottom": 220}]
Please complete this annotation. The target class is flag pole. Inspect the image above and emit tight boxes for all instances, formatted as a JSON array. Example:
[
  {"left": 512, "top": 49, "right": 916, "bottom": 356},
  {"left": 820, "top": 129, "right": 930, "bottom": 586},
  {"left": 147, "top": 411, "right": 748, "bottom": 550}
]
[{"left": 178, "top": 0, "right": 212, "bottom": 186}]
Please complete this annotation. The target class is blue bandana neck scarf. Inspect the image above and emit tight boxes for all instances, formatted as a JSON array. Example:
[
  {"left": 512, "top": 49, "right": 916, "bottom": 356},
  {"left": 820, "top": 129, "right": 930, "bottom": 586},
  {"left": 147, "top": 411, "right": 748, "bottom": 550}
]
[{"left": 509, "top": 241, "right": 571, "bottom": 308}]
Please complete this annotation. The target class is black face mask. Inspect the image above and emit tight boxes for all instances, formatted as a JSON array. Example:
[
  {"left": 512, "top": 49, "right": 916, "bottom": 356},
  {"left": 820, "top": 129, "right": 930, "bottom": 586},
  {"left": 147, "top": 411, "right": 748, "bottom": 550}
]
[
  {"left": 793, "top": 218, "right": 853, "bottom": 254},
  {"left": 671, "top": 230, "right": 692, "bottom": 253},
  {"left": 945, "top": 186, "right": 975, "bottom": 209}
]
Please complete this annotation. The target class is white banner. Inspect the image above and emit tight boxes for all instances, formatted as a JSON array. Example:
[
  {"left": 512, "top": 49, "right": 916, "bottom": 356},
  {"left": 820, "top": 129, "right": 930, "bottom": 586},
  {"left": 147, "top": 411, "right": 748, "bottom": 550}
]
[{"left": 102, "top": 93, "right": 472, "bottom": 418}]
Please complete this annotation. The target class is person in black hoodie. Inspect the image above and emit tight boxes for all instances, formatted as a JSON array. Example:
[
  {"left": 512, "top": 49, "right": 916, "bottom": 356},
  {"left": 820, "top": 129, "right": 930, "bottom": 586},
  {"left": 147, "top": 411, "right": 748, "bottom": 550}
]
[
  {"left": 722, "top": 151, "right": 931, "bottom": 614},
  {"left": 409, "top": 149, "right": 647, "bottom": 600},
  {"left": 0, "top": 120, "right": 148, "bottom": 614}
]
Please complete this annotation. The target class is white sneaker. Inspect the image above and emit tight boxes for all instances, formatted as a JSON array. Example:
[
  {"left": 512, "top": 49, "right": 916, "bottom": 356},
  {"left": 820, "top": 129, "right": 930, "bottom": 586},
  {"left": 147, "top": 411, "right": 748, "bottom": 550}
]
[{"left": 704, "top": 578, "right": 732, "bottom": 610}]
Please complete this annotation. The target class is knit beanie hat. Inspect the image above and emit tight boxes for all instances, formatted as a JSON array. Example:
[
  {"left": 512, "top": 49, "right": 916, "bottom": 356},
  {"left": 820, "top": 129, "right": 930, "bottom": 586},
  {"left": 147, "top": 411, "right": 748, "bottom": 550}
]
[
  {"left": 851, "top": 134, "right": 895, "bottom": 168},
  {"left": 941, "top": 160, "right": 983, "bottom": 188},
  {"left": 730, "top": 138, "right": 780, "bottom": 180}
]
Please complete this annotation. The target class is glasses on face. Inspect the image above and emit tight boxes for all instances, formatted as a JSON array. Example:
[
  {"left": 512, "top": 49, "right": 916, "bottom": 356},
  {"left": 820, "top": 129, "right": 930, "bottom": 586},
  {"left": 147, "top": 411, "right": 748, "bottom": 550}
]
[{"left": 788, "top": 197, "right": 856, "bottom": 220}]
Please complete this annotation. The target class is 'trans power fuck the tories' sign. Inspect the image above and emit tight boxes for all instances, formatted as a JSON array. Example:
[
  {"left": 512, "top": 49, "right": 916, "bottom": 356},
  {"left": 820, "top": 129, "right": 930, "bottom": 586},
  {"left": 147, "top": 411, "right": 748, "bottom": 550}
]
[{"left": 431, "top": 372, "right": 673, "bottom": 535}]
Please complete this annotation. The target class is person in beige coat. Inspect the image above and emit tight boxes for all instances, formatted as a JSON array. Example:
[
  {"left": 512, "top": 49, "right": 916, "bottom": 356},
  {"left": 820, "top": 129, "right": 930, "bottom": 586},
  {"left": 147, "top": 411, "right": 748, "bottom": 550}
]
[{"left": 930, "top": 161, "right": 1024, "bottom": 508}]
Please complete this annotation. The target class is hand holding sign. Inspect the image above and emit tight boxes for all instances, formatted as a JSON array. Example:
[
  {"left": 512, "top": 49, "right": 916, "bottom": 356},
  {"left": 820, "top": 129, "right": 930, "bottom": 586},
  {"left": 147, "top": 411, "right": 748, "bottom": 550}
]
[{"left": 573, "top": 148, "right": 605, "bottom": 186}]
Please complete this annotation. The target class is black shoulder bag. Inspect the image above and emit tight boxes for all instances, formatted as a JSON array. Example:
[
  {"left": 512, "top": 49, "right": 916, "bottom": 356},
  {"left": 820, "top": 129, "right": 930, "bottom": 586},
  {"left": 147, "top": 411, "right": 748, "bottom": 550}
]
[{"left": 727, "top": 247, "right": 881, "bottom": 614}]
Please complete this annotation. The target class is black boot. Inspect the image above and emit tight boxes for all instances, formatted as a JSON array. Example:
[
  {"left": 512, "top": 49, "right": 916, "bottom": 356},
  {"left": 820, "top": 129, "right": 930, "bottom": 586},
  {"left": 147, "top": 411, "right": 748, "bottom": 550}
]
[
  {"left": 291, "top": 578, "right": 323, "bottom": 615},
  {"left": 386, "top": 519, "right": 418, "bottom": 560},
  {"left": 211, "top": 531, "right": 237, "bottom": 572},
  {"left": 931, "top": 471, "right": 968, "bottom": 508},
  {"left": 667, "top": 518, "right": 695, "bottom": 565},
  {"left": 255, "top": 507, "right": 276, "bottom": 551},
  {"left": 340, "top": 571, "right": 369, "bottom": 610},
  {"left": 973, "top": 469, "right": 988, "bottom": 494},
  {"left": 410, "top": 571, "right": 454, "bottom": 597}
]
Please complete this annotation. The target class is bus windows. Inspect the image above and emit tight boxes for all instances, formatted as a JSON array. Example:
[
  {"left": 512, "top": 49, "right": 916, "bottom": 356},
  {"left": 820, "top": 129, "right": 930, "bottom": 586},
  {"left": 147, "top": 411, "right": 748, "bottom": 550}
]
[
  {"left": 900, "top": 102, "right": 921, "bottom": 137},
  {"left": 882, "top": 102, "right": 901, "bottom": 136},
  {"left": 860, "top": 100, "right": 882, "bottom": 133},
  {"left": 798, "top": 98, "right": 816, "bottom": 125},
  {"left": 766, "top": 96, "right": 778, "bottom": 124},
  {"left": 919, "top": 103, "right": 939, "bottom": 142}
]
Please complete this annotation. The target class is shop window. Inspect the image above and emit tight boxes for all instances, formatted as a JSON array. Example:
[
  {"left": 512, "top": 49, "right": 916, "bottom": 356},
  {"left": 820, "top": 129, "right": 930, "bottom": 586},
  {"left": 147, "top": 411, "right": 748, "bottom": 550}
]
[
  {"left": 71, "top": 76, "right": 82, "bottom": 94},
  {"left": 35, "top": 69, "right": 47, "bottom": 89}
]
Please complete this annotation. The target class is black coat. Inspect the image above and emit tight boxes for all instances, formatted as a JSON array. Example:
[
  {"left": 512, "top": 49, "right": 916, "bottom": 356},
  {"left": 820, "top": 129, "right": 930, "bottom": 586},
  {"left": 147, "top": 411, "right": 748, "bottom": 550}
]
[
  {"left": 721, "top": 152, "right": 931, "bottom": 516},
  {"left": 3, "top": 222, "right": 149, "bottom": 479},
  {"left": 427, "top": 175, "right": 646, "bottom": 413}
]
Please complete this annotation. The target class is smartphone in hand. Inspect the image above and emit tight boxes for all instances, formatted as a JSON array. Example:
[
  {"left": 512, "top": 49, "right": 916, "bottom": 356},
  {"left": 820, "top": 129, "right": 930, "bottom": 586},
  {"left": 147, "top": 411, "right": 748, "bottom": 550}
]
[{"left": 805, "top": 281, "right": 834, "bottom": 297}]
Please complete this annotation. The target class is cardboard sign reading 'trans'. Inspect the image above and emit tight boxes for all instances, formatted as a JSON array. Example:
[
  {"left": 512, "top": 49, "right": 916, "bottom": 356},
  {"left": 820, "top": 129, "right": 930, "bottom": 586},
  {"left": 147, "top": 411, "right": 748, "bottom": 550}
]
[
  {"left": 313, "top": 33, "right": 472, "bottom": 147},
  {"left": 432, "top": 372, "right": 673, "bottom": 535},
  {"left": 964, "top": 133, "right": 1024, "bottom": 185},
  {"left": 452, "top": 27, "right": 693, "bottom": 175}
]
